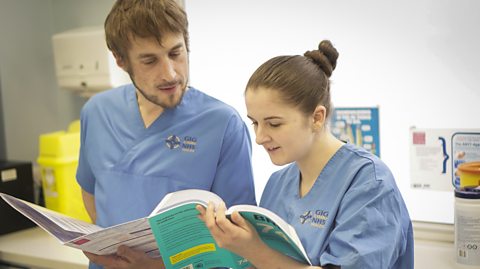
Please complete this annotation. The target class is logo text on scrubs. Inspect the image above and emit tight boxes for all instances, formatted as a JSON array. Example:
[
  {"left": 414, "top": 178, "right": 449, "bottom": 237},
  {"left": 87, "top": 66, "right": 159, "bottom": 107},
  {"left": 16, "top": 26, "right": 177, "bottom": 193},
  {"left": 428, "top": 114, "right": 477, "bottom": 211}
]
[
  {"left": 300, "top": 209, "right": 329, "bottom": 228},
  {"left": 165, "top": 135, "right": 197, "bottom": 152},
  {"left": 182, "top": 136, "right": 197, "bottom": 152}
]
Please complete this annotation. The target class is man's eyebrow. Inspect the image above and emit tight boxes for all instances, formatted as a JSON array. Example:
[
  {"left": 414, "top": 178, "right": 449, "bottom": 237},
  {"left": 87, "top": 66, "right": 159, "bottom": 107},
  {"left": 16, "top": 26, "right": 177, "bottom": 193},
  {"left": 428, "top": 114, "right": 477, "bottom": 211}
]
[
  {"left": 170, "top": 43, "right": 183, "bottom": 51},
  {"left": 138, "top": 53, "right": 156, "bottom": 59},
  {"left": 137, "top": 42, "right": 184, "bottom": 59}
]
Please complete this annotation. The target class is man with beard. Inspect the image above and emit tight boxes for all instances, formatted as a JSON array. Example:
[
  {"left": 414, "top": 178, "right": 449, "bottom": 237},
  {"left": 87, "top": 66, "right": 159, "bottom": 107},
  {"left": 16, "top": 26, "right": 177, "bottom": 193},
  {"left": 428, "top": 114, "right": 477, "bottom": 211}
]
[{"left": 76, "top": 1, "right": 256, "bottom": 268}]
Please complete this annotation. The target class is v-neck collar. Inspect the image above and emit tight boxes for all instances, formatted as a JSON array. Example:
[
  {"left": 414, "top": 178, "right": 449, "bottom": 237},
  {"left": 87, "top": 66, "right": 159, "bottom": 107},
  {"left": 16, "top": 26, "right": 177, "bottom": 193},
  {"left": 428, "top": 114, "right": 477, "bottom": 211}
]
[
  {"left": 293, "top": 143, "right": 347, "bottom": 200},
  {"left": 127, "top": 86, "right": 191, "bottom": 134}
]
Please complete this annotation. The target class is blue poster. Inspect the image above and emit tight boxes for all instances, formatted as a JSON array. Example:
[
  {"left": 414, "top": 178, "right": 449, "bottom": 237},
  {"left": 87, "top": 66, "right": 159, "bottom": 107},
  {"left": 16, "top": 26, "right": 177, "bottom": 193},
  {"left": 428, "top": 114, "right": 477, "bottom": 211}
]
[{"left": 330, "top": 107, "right": 380, "bottom": 157}]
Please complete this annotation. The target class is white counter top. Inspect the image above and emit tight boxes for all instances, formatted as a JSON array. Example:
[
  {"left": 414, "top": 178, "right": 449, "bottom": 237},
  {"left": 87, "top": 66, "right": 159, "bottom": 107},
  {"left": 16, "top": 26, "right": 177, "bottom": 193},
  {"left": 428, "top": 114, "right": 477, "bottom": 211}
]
[
  {"left": 0, "top": 227, "right": 88, "bottom": 269},
  {"left": 415, "top": 238, "right": 456, "bottom": 268},
  {"left": 413, "top": 221, "right": 479, "bottom": 269}
]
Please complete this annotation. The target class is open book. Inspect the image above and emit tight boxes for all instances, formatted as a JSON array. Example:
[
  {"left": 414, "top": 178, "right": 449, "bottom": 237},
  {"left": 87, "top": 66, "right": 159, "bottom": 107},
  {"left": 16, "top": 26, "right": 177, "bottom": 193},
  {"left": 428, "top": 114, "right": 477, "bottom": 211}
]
[
  {"left": 148, "top": 189, "right": 311, "bottom": 269},
  {"left": 1, "top": 189, "right": 311, "bottom": 269}
]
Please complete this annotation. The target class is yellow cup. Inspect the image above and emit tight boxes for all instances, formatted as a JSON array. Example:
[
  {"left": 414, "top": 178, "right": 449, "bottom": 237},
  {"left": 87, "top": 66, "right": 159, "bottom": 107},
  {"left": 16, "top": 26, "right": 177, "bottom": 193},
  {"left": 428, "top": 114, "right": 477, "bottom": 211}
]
[{"left": 458, "top": 162, "right": 480, "bottom": 188}]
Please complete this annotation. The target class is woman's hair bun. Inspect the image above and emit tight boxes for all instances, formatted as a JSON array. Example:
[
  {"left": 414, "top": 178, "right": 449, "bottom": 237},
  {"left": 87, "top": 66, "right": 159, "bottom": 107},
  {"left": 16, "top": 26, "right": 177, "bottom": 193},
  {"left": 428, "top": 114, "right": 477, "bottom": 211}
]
[{"left": 304, "top": 40, "right": 339, "bottom": 78}]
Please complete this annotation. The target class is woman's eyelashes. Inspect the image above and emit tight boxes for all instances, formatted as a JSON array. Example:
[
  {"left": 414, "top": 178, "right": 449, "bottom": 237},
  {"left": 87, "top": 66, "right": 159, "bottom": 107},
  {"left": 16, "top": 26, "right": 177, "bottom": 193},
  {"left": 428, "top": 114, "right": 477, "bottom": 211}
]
[{"left": 249, "top": 119, "right": 282, "bottom": 129}]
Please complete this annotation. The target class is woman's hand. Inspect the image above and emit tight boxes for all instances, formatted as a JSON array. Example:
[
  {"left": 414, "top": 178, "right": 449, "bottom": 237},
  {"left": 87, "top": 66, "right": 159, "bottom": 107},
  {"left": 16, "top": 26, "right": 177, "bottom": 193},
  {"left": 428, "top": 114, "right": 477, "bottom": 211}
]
[
  {"left": 83, "top": 246, "right": 165, "bottom": 269},
  {"left": 196, "top": 202, "right": 265, "bottom": 259},
  {"left": 198, "top": 202, "right": 320, "bottom": 269}
]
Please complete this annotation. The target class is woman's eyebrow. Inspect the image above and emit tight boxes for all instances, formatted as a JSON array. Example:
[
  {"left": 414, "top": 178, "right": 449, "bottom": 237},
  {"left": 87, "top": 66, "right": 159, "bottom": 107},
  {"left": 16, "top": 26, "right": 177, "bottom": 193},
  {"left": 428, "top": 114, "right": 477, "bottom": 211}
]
[{"left": 247, "top": 115, "right": 283, "bottom": 121}]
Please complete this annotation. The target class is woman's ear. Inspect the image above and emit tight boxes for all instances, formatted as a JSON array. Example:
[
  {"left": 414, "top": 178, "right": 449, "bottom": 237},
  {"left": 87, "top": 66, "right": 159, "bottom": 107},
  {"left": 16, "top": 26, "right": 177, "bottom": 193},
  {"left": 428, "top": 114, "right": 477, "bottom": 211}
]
[{"left": 312, "top": 105, "right": 327, "bottom": 131}]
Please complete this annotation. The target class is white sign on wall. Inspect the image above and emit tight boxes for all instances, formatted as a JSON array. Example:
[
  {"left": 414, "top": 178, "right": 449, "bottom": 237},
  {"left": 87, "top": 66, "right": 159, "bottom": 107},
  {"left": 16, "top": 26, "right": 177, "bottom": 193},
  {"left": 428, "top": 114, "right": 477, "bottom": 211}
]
[{"left": 410, "top": 128, "right": 480, "bottom": 191}]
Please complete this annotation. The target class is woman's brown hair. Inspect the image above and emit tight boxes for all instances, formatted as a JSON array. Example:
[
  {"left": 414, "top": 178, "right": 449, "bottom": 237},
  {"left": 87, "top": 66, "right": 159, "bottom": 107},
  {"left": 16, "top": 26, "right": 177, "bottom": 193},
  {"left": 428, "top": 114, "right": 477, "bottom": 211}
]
[{"left": 246, "top": 40, "right": 339, "bottom": 119}]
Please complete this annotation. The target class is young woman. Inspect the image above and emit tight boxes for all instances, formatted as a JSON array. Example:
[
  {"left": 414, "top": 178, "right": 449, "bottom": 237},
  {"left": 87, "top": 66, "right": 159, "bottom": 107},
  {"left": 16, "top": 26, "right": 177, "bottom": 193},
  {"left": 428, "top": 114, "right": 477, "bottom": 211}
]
[{"left": 198, "top": 40, "right": 414, "bottom": 269}]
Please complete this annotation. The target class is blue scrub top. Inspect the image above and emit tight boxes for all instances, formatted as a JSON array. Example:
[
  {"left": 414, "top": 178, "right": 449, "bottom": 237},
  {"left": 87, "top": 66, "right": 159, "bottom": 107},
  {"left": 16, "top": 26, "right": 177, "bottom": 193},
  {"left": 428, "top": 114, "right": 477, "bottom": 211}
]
[
  {"left": 260, "top": 143, "right": 414, "bottom": 269},
  {"left": 77, "top": 85, "right": 256, "bottom": 269}
]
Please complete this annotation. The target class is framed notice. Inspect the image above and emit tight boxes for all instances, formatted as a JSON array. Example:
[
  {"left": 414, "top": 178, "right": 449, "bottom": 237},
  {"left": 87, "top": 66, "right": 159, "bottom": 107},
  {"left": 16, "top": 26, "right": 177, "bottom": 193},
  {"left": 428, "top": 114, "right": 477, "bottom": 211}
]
[
  {"left": 409, "top": 128, "right": 480, "bottom": 191},
  {"left": 330, "top": 107, "right": 380, "bottom": 157}
]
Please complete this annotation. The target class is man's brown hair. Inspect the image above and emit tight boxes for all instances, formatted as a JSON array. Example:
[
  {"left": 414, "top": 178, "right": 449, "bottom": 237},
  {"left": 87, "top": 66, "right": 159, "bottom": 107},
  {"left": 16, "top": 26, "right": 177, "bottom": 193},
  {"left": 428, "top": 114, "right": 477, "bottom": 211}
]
[{"left": 105, "top": 0, "right": 189, "bottom": 62}]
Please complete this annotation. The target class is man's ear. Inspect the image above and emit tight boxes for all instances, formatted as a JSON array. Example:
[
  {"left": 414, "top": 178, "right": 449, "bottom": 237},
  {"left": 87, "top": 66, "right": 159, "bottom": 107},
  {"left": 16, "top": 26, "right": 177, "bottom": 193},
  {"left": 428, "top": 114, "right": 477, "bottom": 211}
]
[
  {"left": 113, "top": 52, "right": 127, "bottom": 72},
  {"left": 312, "top": 105, "right": 327, "bottom": 131}
]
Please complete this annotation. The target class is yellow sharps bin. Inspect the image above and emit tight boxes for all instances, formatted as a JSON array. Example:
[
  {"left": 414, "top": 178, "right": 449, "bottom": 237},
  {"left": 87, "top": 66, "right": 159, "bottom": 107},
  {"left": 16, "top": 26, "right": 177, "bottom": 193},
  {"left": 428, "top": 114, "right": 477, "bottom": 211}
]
[{"left": 37, "top": 120, "right": 90, "bottom": 222}]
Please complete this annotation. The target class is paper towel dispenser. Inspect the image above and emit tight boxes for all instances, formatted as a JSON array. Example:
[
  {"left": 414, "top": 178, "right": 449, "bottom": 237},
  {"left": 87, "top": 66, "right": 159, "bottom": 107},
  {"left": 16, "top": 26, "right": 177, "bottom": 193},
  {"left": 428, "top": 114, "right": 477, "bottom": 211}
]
[{"left": 52, "top": 26, "right": 130, "bottom": 97}]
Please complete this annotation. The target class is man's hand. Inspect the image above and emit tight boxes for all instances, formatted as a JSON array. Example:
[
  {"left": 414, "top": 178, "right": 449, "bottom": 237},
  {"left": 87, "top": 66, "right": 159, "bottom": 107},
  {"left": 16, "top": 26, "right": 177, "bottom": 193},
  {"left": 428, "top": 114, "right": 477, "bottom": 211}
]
[{"left": 83, "top": 246, "right": 165, "bottom": 269}]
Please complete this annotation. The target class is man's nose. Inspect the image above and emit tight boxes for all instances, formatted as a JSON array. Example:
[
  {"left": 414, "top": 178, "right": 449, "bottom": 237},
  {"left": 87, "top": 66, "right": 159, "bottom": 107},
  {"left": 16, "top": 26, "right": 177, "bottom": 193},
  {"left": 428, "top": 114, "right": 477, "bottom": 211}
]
[{"left": 159, "top": 59, "right": 175, "bottom": 81}]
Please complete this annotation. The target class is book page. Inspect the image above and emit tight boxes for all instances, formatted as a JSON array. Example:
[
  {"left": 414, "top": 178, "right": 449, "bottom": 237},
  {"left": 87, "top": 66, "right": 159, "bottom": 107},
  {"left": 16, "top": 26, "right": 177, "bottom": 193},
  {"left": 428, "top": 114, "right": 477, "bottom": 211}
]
[
  {"left": 0, "top": 193, "right": 100, "bottom": 242},
  {"left": 1, "top": 192, "right": 160, "bottom": 256},
  {"left": 227, "top": 204, "right": 311, "bottom": 265},
  {"left": 149, "top": 189, "right": 223, "bottom": 216},
  {"left": 28, "top": 202, "right": 101, "bottom": 234},
  {"left": 65, "top": 217, "right": 160, "bottom": 257}
]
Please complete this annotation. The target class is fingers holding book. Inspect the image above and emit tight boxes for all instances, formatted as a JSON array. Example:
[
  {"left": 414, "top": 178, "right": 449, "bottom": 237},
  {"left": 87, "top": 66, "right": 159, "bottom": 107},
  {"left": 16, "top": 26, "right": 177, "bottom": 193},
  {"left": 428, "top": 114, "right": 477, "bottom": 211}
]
[{"left": 196, "top": 201, "right": 264, "bottom": 259}]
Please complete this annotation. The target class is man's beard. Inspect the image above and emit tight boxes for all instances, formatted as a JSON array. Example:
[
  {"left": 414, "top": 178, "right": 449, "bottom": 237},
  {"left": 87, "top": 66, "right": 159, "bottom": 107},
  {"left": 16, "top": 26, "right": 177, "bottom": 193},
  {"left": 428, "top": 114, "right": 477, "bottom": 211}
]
[{"left": 130, "top": 75, "right": 187, "bottom": 109}]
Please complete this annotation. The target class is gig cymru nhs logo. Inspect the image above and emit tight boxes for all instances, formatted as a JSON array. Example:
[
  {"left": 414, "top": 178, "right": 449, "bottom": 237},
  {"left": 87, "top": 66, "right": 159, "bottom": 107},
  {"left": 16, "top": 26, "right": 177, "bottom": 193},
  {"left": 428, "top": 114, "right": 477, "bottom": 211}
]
[
  {"left": 165, "top": 135, "right": 197, "bottom": 152},
  {"left": 300, "top": 209, "right": 329, "bottom": 228}
]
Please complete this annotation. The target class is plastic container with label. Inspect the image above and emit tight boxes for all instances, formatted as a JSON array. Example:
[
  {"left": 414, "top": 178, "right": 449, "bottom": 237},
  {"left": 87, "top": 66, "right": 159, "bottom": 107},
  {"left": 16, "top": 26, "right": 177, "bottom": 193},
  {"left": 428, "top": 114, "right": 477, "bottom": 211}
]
[{"left": 455, "top": 186, "right": 480, "bottom": 267}]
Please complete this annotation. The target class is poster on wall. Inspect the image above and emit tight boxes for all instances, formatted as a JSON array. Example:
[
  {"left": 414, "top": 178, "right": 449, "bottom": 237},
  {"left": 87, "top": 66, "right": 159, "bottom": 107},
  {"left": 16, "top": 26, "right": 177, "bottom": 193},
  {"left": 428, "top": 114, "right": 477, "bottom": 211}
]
[
  {"left": 330, "top": 107, "right": 380, "bottom": 157},
  {"left": 409, "top": 128, "right": 480, "bottom": 191}
]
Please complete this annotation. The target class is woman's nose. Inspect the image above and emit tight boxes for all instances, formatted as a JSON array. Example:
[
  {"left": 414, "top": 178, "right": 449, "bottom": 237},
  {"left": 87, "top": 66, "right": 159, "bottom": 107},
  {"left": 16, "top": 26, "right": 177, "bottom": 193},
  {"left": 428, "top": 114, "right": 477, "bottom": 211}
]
[{"left": 255, "top": 126, "right": 270, "bottom": 145}]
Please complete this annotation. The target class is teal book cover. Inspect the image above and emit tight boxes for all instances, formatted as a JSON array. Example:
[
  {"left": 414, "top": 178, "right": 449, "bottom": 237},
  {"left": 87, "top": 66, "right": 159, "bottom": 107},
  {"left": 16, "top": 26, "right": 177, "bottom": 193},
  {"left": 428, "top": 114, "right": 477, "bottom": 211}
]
[
  {"left": 148, "top": 203, "right": 251, "bottom": 269},
  {"left": 238, "top": 210, "right": 310, "bottom": 265}
]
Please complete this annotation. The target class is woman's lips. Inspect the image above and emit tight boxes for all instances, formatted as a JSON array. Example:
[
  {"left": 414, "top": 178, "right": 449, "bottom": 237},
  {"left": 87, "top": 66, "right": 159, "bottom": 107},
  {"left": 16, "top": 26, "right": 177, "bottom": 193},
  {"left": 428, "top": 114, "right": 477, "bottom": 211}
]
[{"left": 266, "top": 146, "right": 280, "bottom": 152}]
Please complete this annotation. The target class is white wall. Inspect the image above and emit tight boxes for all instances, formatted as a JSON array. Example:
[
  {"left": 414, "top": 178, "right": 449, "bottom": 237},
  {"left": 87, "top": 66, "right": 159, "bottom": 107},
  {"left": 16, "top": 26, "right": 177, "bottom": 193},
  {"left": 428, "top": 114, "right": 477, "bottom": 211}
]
[
  {"left": 0, "top": 0, "right": 60, "bottom": 161},
  {"left": 0, "top": 0, "right": 114, "bottom": 162},
  {"left": 185, "top": 0, "right": 480, "bottom": 224}
]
